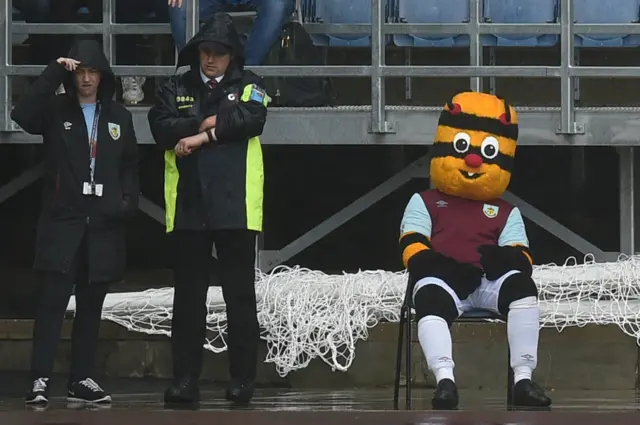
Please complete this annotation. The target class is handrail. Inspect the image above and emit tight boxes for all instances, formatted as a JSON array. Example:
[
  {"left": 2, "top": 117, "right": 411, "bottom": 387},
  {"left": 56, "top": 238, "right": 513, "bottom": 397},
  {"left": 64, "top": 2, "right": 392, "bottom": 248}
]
[{"left": 0, "top": 0, "right": 638, "bottom": 134}]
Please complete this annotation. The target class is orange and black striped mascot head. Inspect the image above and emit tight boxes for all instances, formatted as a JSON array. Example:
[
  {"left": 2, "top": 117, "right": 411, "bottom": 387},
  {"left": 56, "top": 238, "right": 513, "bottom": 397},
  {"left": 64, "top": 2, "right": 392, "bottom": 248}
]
[{"left": 431, "top": 92, "right": 518, "bottom": 202}]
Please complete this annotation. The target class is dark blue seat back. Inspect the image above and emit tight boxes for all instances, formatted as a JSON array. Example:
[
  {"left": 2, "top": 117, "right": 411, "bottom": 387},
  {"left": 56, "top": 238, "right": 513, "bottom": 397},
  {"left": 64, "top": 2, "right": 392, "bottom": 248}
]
[
  {"left": 394, "top": 0, "right": 470, "bottom": 47},
  {"left": 482, "top": 0, "right": 558, "bottom": 47},
  {"left": 573, "top": 0, "right": 640, "bottom": 47}
]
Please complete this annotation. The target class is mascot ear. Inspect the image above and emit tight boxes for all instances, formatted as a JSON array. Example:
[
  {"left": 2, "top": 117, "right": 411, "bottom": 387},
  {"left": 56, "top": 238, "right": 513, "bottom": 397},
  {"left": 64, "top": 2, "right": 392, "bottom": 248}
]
[
  {"left": 499, "top": 99, "right": 511, "bottom": 126},
  {"left": 446, "top": 90, "right": 468, "bottom": 115}
]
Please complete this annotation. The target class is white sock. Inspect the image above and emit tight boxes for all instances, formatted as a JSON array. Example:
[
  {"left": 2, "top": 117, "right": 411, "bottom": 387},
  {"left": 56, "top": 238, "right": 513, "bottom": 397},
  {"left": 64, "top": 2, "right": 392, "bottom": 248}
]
[
  {"left": 417, "top": 315, "right": 455, "bottom": 383},
  {"left": 507, "top": 296, "right": 539, "bottom": 384}
]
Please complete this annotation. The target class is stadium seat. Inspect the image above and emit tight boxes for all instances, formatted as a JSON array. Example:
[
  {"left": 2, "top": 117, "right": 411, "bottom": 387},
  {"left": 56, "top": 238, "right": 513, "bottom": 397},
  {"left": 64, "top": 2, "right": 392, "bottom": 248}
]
[
  {"left": 573, "top": 0, "right": 640, "bottom": 47},
  {"left": 393, "top": 0, "right": 470, "bottom": 47},
  {"left": 481, "top": 0, "right": 559, "bottom": 47},
  {"left": 310, "top": 0, "right": 392, "bottom": 47}
]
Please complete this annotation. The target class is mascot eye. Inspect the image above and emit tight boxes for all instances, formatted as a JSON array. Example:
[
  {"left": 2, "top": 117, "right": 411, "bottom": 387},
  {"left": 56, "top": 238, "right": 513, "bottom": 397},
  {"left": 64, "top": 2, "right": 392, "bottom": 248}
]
[
  {"left": 481, "top": 137, "right": 500, "bottom": 160},
  {"left": 453, "top": 132, "right": 471, "bottom": 154}
]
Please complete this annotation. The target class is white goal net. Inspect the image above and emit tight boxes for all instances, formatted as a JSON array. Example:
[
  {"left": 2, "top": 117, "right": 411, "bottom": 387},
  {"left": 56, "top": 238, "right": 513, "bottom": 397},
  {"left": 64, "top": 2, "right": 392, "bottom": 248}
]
[{"left": 66, "top": 254, "right": 640, "bottom": 377}]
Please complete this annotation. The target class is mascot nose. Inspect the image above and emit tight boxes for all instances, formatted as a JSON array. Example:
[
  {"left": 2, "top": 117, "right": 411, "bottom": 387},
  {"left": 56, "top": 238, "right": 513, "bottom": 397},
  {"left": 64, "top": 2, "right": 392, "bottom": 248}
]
[{"left": 464, "top": 153, "right": 483, "bottom": 168}]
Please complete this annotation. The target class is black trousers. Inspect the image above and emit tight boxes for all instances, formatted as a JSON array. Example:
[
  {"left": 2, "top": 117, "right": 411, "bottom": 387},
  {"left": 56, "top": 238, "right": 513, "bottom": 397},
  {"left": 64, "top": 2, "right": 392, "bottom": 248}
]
[
  {"left": 29, "top": 237, "right": 109, "bottom": 384},
  {"left": 170, "top": 229, "right": 259, "bottom": 382}
]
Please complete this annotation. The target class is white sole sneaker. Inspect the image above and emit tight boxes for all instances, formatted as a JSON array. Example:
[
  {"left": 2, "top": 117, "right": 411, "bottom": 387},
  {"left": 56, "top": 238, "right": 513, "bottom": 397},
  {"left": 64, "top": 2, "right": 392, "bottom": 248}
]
[
  {"left": 67, "top": 394, "right": 112, "bottom": 404},
  {"left": 25, "top": 394, "right": 48, "bottom": 404}
]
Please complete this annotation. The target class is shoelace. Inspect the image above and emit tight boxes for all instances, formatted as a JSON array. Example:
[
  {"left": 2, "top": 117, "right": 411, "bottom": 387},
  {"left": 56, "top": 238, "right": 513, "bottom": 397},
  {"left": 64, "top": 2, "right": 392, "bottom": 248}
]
[
  {"left": 32, "top": 378, "right": 48, "bottom": 392},
  {"left": 79, "top": 378, "right": 103, "bottom": 392}
]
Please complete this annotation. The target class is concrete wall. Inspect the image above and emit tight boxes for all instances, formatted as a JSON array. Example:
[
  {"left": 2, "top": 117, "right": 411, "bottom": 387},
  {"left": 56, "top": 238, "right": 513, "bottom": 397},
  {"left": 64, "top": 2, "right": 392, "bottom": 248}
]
[{"left": 0, "top": 320, "right": 636, "bottom": 390}]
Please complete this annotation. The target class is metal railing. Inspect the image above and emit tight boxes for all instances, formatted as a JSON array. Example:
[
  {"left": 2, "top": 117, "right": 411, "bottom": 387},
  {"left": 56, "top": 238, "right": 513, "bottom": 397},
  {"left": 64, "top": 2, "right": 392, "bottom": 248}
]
[{"left": 2, "top": 0, "right": 640, "bottom": 134}]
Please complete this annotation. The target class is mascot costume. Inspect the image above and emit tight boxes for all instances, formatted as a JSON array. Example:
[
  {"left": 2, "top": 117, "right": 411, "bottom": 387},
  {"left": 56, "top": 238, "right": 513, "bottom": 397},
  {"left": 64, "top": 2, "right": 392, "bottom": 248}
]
[{"left": 399, "top": 92, "right": 552, "bottom": 410}]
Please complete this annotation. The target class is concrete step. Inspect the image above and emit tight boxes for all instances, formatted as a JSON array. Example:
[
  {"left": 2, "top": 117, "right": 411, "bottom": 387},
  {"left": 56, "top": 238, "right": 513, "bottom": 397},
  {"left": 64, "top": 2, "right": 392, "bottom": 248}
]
[{"left": 0, "top": 320, "right": 636, "bottom": 390}]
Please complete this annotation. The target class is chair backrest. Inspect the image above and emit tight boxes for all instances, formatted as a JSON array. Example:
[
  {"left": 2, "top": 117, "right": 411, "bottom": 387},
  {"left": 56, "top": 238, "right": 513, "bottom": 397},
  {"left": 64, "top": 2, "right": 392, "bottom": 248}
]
[
  {"left": 314, "top": 0, "right": 372, "bottom": 24},
  {"left": 483, "top": 0, "right": 557, "bottom": 24},
  {"left": 573, "top": 0, "right": 640, "bottom": 24},
  {"left": 397, "top": 0, "right": 469, "bottom": 23}
]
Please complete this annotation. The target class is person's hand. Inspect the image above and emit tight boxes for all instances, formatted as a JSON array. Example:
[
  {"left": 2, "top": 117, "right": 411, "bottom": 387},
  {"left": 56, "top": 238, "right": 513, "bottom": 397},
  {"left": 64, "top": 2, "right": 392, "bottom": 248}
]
[
  {"left": 168, "top": 0, "right": 184, "bottom": 8},
  {"left": 56, "top": 57, "right": 80, "bottom": 71},
  {"left": 199, "top": 115, "right": 217, "bottom": 132},
  {"left": 175, "top": 133, "right": 207, "bottom": 157}
]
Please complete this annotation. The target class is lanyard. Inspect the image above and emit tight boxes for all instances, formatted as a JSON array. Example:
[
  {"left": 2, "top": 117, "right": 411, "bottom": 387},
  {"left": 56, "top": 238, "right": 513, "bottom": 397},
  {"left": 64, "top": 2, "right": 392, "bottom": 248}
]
[{"left": 88, "top": 103, "right": 101, "bottom": 188}]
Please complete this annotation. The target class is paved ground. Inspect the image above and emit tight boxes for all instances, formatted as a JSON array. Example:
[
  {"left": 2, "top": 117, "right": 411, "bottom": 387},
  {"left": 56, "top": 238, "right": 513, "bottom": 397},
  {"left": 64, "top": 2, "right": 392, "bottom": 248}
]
[{"left": 0, "top": 372, "right": 637, "bottom": 424}]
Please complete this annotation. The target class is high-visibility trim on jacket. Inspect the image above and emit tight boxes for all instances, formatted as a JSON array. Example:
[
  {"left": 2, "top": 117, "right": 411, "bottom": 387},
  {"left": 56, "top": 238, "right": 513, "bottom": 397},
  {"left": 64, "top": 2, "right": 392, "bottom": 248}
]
[
  {"left": 242, "top": 83, "right": 268, "bottom": 232},
  {"left": 164, "top": 150, "right": 180, "bottom": 233}
]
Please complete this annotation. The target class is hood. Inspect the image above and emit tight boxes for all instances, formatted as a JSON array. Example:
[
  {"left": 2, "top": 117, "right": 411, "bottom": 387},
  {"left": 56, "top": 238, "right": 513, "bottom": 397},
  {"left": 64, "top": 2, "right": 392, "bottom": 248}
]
[
  {"left": 64, "top": 39, "right": 116, "bottom": 101},
  {"left": 176, "top": 13, "right": 245, "bottom": 71}
]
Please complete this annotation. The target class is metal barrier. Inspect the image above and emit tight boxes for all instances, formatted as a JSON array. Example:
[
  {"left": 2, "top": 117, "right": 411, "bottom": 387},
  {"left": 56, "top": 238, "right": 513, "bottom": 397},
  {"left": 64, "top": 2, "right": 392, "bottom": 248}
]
[
  {"left": 2, "top": 0, "right": 640, "bottom": 133},
  {"left": 0, "top": 0, "right": 636, "bottom": 266}
]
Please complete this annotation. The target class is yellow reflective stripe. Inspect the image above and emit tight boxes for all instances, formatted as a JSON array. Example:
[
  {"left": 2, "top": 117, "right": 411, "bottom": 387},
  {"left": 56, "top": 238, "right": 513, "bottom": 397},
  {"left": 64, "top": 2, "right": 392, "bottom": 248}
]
[
  {"left": 240, "top": 83, "right": 271, "bottom": 106},
  {"left": 164, "top": 150, "right": 180, "bottom": 233},
  {"left": 245, "top": 136, "right": 263, "bottom": 232}
]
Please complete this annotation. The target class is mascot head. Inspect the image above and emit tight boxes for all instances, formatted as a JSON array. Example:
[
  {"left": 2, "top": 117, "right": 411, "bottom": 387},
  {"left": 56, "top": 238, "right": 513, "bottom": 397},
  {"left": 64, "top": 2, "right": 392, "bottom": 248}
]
[{"left": 430, "top": 91, "right": 518, "bottom": 201}]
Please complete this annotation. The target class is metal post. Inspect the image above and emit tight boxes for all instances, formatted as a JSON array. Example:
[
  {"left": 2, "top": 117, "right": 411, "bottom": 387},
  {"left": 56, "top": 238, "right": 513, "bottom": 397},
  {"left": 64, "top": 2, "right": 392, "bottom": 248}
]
[
  {"left": 558, "top": 0, "right": 583, "bottom": 135},
  {"left": 619, "top": 147, "right": 635, "bottom": 255},
  {"left": 1, "top": 0, "right": 13, "bottom": 131},
  {"left": 103, "top": 0, "right": 115, "bottom": 75},
  {"left": 186, "top": 0, "right": 200, "bottom": 45},
  {"left": 468, "top": 0, "right": 482, "bottom": 92},
  {"left": 370, "top": 0, "right": 392, "bottom": 134}
]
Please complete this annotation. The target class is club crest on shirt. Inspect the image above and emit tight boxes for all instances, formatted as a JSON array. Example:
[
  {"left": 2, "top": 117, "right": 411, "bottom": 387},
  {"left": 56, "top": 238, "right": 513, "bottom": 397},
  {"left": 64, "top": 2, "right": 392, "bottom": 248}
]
[
  {"left": 108, "top": 122, "right": 120, "bottom": 140},
  {"left": 482, "top": 203, "right": 499, "bottom": 218}
]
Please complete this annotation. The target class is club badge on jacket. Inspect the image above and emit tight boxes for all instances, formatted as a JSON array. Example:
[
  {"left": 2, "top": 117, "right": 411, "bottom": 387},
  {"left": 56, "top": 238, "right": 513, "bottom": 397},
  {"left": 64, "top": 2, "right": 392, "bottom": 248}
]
[{"left": 108, "top": 122, "right": 120, "bottom": 140}]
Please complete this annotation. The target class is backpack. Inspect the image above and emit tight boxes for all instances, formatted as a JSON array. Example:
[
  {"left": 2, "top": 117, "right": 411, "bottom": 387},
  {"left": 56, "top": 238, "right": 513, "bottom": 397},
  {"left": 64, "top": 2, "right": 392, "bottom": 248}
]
[{"left": 262, "top": 22, "right": 336, "bottom": 107}]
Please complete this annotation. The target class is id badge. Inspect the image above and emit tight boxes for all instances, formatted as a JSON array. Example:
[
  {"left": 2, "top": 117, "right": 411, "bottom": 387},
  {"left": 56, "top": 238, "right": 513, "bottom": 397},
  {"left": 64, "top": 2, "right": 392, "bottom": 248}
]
[
  {"left": 94, "top": 184, "right": 104, "bottom": 197},
  {"left": 83, "top": 182, "right": 92, "bottom": 195}
]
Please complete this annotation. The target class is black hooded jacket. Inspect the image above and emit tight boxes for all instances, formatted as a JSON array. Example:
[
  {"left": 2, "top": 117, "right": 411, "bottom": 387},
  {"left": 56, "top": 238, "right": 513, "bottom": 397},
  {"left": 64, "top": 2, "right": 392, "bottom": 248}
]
[
  {"left": 11, "top": 39, "right": 139, "bottom": 283},
  {"left": 148, "top": 13, "right": 268, "bottom": 233}
]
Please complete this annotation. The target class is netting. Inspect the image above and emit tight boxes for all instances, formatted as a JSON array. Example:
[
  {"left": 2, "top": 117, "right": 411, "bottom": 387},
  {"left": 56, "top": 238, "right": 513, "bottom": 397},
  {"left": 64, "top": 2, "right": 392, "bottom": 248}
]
[{"left": 66, "top": 253, "right": 640, "bottom": 377}]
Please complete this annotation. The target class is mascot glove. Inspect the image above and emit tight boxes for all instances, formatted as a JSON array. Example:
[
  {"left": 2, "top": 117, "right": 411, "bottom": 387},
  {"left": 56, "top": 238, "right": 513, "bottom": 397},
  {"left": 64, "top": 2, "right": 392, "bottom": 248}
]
[
  {"left": 477, "top": 245, "right": 532, "bottom": 281},
  {"left": 408, "top": 249, "right": 483, "bottom": 288}
]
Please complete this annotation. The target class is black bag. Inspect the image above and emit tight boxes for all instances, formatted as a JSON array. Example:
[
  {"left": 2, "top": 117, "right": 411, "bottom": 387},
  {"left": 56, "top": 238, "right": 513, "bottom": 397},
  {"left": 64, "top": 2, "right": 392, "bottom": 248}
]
[{"left": 262, "top": 22, "right": 335, "bottom": 107}]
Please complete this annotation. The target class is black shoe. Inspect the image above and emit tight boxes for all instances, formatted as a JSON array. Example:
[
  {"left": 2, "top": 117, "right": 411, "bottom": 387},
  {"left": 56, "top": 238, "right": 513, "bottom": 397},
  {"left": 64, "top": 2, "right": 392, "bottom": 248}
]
[
  {"left": 67, "top": 378, "right": 112, "bottom": 404},
  {"left": 512, "top": 379, "right": 552, "bottom": 408},
  {"left": 164, "top": 377, "right": 200, "bottom": 404},
  {"left": 431, "top": 378, "right": 459, "bottom": 410},
  {"left": 26, "top": 377, "right": 50, "bottom": 404},
  {"left": 225, "top": 378, "right": 255, "bottom": 404}
]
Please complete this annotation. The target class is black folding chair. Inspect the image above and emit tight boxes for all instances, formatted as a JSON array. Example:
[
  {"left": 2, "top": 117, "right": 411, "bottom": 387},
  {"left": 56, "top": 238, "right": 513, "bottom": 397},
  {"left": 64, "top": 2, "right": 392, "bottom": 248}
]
[{"left": 393, "top": 278, "right": 514, "bottom": 410}]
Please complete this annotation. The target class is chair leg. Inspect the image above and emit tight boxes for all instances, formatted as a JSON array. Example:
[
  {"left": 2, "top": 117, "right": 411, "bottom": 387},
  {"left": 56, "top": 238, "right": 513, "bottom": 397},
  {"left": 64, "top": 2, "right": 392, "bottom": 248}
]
[
  {"left": 405, "top": 309, "right": 412, "bottom": 410},
  {"left": 506, "top": 345, "right": 514, "bottom": 407},
  {"left": 393, "top": 305, "right": 406, "bottom": 410}
]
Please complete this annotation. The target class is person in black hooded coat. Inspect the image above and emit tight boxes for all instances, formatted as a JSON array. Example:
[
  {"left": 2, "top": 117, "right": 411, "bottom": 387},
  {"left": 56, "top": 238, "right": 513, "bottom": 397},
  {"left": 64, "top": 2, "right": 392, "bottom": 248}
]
[
  {"left": 148, "top": 13, "right": 269, "bottom": 405},
  {"left": 11, "top": 39, "right": 139, "bottom": 406}
]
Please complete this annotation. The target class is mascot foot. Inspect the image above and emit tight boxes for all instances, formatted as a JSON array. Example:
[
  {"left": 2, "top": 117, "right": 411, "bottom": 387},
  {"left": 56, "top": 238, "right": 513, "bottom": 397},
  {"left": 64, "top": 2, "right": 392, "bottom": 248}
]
[
  {"left": 512, "top": 379, "right": 552, "bottom": 409},
  {"left": 432, "top": 378, "right": 459, "bottom": 410}
]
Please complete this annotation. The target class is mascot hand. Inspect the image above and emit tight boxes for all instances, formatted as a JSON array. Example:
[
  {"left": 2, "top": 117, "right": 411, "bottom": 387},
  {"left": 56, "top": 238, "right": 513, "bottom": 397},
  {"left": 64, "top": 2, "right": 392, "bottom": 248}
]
[
  {"left": 477, "top": 245, "right": 532, "bottom": 281},
  {"left": 408, "top": 249, "right": 483, "bottom": 287}
]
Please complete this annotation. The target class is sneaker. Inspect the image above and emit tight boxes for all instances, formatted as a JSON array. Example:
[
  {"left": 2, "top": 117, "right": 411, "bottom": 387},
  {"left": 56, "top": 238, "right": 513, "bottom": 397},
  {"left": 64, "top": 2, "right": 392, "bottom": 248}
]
[
  {"left": 122, "top": 76, "right": 145, "bottom": 105},
  {"left": 26, "top": 377, "right": 49, "bottom": 404},
  {"left": 67, "top": 378, "right": 112, "bottom": 404}
]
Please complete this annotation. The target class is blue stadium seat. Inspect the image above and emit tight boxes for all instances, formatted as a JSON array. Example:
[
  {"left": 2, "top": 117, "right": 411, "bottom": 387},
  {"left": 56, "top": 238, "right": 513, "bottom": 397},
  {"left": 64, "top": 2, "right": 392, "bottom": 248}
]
[
  {"left": 573, "top": 0, "right": 640, "bottom": 47},
  {"left": 311, "top": 0, "right": 392, "bottom": 47},
  {"left": 393, "top": 0, "right": 470, "bottom": 47},
  {"left": 482, "top": 0, "right": 558, "bottom": 47}
]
